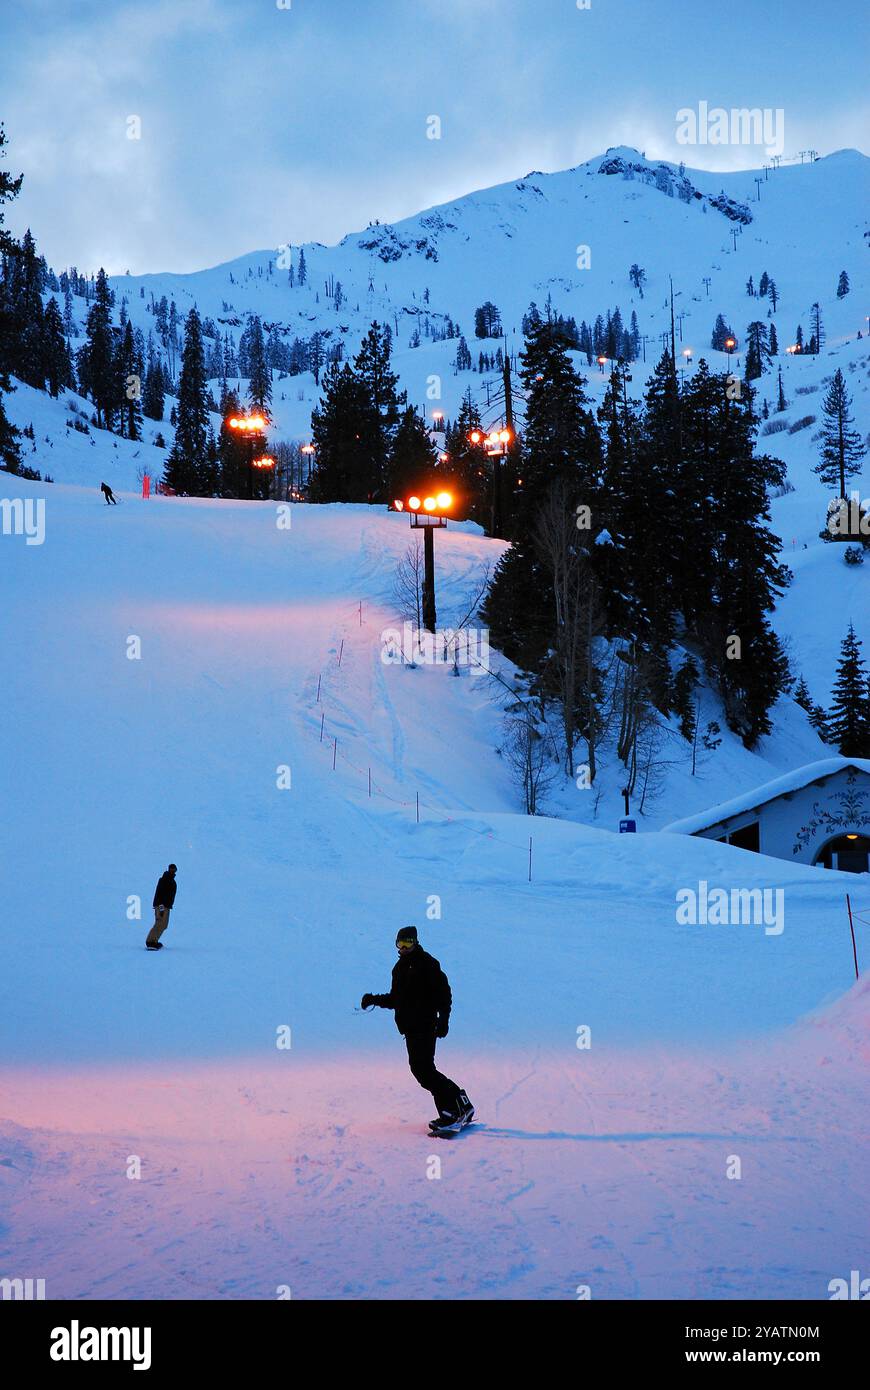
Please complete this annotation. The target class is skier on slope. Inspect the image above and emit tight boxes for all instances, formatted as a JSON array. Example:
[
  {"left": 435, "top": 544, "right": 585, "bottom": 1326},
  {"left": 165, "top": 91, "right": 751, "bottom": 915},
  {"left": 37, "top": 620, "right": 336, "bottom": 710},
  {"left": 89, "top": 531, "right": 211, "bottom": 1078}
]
[
  {"left": 100, "top": 482, "right": 118, "bottom": 505},
  {"left": 145, "top": 863, "right": 177, "bottom": 950},
  {"left": 361, "top": 926, "right": 473, "bottom": 1132}
]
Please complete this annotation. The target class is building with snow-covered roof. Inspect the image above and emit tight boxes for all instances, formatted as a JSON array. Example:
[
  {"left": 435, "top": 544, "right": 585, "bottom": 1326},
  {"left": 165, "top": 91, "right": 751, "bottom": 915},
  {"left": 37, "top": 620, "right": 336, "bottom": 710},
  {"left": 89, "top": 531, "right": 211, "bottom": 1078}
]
[{"left": 664, "top": 759, "right": 870, "bottom": 873}]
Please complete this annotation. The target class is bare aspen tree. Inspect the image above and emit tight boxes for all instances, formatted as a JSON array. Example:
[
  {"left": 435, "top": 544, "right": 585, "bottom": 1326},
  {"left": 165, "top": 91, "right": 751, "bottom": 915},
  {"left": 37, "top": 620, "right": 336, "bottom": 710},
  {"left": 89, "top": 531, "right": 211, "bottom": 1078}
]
[
  {"left": 533, "top": 481, "right": 604, "bottom": 779},
  {"left": 502, "top": 704, "right": 557, "bottom": 815},
  {"left": 393, "top": 539, "right": 425, "bottom": 632}
]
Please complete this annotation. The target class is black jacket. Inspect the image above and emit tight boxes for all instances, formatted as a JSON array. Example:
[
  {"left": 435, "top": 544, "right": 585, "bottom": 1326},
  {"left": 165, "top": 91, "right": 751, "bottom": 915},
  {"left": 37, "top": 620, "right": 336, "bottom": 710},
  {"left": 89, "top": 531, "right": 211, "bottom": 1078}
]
[
  {"left": 153, "top": 872, "right": 177, "bottom": 910},
  {"left": 371, "top": 947, "right": 451, "bottom": 1035}
]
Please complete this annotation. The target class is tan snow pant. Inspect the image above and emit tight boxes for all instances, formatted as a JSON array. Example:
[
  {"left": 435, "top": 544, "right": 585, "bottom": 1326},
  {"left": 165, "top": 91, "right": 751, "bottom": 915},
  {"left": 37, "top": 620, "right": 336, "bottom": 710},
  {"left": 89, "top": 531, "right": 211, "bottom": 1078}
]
[{"left": 146, "top": 906, "right": 171, "bottom": 946}]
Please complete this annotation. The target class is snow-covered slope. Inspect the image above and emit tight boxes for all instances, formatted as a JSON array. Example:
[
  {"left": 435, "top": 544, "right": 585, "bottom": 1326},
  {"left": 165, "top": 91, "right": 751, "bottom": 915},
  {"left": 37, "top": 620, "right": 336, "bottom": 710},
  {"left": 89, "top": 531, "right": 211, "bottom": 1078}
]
[
  {"left": 3, "top": 145, "right": 867, "bottom": 845},
  {"left": 1, "top": 476, "right": 868, "bottom": 1298}
]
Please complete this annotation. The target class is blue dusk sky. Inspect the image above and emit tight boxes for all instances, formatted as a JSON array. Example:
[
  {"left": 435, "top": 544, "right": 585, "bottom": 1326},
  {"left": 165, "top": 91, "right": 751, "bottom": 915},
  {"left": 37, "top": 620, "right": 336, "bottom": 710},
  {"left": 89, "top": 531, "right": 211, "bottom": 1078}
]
[{"left": 1, "top": 0, "right": 867, "bottom": 274}]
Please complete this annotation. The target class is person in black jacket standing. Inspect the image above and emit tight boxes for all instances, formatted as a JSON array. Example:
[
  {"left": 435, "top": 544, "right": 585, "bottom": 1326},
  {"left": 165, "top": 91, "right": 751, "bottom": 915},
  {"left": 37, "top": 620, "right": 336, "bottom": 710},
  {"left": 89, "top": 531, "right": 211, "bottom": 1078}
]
[
  {"left": 361, "top": 926, "right": 473, "bottom": 1129},
  {"left": 145, "top": 864, "right": 177, "bottom": 950}
]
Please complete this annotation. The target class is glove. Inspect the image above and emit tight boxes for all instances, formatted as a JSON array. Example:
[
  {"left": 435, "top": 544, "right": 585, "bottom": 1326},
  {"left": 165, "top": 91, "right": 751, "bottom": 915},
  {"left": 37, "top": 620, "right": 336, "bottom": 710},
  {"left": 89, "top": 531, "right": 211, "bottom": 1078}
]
[
  {"left": 360, "top": 993, "right": 375, "bottom": 1010},
  {"left": 436, "top": 1018, "right": 449, "bottom": 1038}
]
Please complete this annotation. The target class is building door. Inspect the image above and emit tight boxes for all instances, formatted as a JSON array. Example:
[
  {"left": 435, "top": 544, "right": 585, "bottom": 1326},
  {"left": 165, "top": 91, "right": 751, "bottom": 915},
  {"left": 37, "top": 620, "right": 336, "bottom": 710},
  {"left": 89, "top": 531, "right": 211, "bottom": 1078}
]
[{"left": 815, "top": 834, "right": 870, "bottom": 873}]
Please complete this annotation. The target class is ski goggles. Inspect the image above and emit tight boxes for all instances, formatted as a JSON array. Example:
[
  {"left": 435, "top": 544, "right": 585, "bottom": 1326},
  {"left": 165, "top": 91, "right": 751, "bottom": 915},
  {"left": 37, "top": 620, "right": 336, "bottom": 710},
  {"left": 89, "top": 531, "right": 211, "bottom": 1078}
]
[{"left": 396, "top": 940, "right": 416, "bottom": 951}]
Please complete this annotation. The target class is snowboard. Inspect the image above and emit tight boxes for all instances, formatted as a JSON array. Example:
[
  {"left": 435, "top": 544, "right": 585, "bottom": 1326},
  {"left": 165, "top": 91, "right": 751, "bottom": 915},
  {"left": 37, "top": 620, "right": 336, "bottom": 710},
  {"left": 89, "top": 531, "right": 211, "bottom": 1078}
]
[{"left": 429, "top": 1112, "right": 474, "bottom": 1137}]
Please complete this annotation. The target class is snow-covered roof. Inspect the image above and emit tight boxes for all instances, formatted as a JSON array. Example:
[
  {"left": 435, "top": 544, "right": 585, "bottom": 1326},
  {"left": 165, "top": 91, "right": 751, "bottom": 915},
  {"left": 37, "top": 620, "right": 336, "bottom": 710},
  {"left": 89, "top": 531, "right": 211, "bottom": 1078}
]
[{"left": 664, "top": 758, "right": 870, "bottom": 836}]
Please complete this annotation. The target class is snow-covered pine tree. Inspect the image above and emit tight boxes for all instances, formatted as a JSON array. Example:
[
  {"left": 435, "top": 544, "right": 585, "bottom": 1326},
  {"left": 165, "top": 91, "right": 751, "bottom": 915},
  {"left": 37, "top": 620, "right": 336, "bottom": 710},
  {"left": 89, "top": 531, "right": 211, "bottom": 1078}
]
[
  {"left": 246, "top": 315, "right": 272, "bottom": 413},
  {"left": 814, "top": 368, "right": 865, "bottom": 499},
  {"left": 826, "top": 625, "right": 870, "bottom": 757}
]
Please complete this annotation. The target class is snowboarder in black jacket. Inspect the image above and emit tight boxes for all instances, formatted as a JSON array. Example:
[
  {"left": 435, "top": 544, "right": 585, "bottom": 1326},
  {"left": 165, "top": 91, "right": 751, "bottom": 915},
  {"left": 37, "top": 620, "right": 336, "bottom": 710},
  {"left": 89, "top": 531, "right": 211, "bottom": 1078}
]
[
  {"left": 100, "top": 482, "right": 117, "bottom": 505},
  {"left": 146, "top": 864, "right": 177, "bottom": 949},
  {"left": 361, "top": 926, "right": 473, "bottom": 1128}
]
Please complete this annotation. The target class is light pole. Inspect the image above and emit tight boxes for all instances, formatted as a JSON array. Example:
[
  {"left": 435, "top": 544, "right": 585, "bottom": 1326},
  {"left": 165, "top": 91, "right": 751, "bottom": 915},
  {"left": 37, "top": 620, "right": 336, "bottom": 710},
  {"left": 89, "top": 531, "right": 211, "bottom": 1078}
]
[
  {"left": 227, "top": 412, "right": 269, "bottom": 499},
  {"left": 469, "top": 426, "right": 512, "bottom": 538},
  {"left": 394, "top": 488, "right": 454, "bottom": 633},
  {"left": 724, "top": 336, "right": 736, "bottom": 372}
]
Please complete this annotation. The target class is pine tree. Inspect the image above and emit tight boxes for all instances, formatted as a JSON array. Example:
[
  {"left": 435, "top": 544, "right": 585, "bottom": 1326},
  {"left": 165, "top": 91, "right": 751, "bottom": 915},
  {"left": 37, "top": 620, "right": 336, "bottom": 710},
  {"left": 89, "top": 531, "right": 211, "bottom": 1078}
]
[
  {"left": 352, "top": 322, "right": 401, "bottom": 502},
  {"left": 769, "top": 323, "right": 778, "bottom": 355},
  {"left": 827, "top": 625, "right": 870, "bottom": 756},
  {"left": 517, "top": 317, "right": 598, "bottom": 517},
  {"left": 309, "top": 362, "right": 378, "bottom": 502},
  {"left": 298, "top": 247, "right": 307, "bottom": 285},
  {"left": 62, "top": 284, "right": 75, "bottom": 337},
  {"left": 701, "top": 379, "right": 790, "bottom": 743},
  {"left": 808, "top": 702, "right": 829, "bottom": 739},
  {"left": 5, "top": 228, "right": 46, "bottom": 389},
  {"left": 809, "top": 302, "right": 824, "bottom": 354},
  {"left": 672, "top": 655, "right": 699, "bottom": 741},
  {"left": 164, "top": 307, "right": 210, "bottom": 494},
  {"left": 142, "top": 354, "right": 165, "bottom": 421},
  {"left": 82, "top": 269, "right": 118, "bottom": 428},
  {"left": 629, "top": 310, "right": 640, "bottom": 359},
  {"left": 0, "top": 122, "right": 23, "bottom": 469},
  {"left": 793, "top": 676, "right": 813, "bottom": 712},
  {"left": 836, "top": 270, "right": 850, "bottom": 299},
  {"left": 389, "top": 405, "right": 437, "bottom": 501},
  {"left": 217, "top": 384, "right": 248, "bottom": 497},
  {"left": 41, "top": 296, "right": 71, "bottom": 396},
  {"left": 711, "top": 314, "right": 733, "bottom": 351},
  {"left": 744, "top": 321, "right": 770, "bottom": 380},
  {"left": 117, "top": 320, "right": 142, "bottom": 440},
  {"left": 483, "top": 317, "right": 602, "bottom": 674},
  {"left": 758, "top": 271, "right": 770, "bottom": 298},
  {"left": 246, "top": 315, "right": 271, "bottom": 413},
  {"left": 453, "top": 335, "right": 472, "bottom": 372},
  {"left": 629, "top": 264, "right": 646, "bottom": 296},
  {"left": 474, "top": 301, "right": 502, "bottom": 339},
  {"left": 814, "top": 368, "right": 864, "bottom": 498},
  {"left": 629, "top": 350, "right": 685, "bottom": 704}
]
